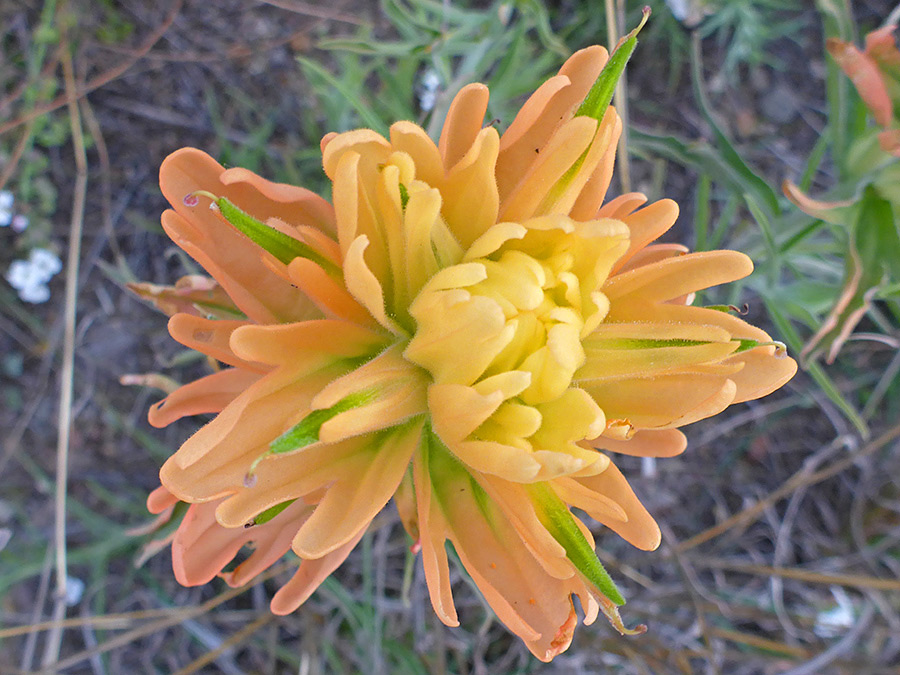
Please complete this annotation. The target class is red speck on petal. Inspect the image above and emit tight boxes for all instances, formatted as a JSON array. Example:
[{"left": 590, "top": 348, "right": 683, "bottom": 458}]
[
  {"left": 183, "top": 194, "right": 200, "bottom": 207},
  {"left": 410, "top": 540, "right": 422, "bottom": 555}
]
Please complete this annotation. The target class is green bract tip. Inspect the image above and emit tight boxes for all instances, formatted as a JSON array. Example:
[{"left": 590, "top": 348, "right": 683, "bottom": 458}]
[
  {"left": 527, "top": 482, "right": 626, "bottom": 606},
  {"left": 186, "top": 191, "right": 341, "bottom": 276},
  {"left": 575, "top": 6, "right": 651, "bottom": 122}
]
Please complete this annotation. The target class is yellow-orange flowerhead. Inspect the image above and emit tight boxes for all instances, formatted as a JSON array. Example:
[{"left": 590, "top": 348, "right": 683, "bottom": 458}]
[{"left": 143, "top": 43, "right": 796, "bottom": 661}]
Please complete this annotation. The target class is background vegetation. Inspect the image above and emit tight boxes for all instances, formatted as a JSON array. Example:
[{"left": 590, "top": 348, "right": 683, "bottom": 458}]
[{"left": 1, "top": 0, "right": 898, "bottom": 672}]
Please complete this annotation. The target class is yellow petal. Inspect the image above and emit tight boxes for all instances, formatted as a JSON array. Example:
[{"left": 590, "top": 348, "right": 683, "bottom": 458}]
[
  {"left": 405, "top": 288, "right": 515, "bottom": 385},
  {"left": 428, "top": 383, "right": 503, "bottom": 444},
  {"left": 230, "top": 319, "right": 386, "bottom": 366},
  {"left": 331, "top": 151, "right": 390, "bottom": 280},
  {"left": 438, "top": 83, "right": 489, "bottom": 170},
  {"left": 291, "top": 420, "right": 423, "bottom": 558},
  {"left": 343, "top": 235, "right": 405, "bottom": 335},
  {"left": 270, "top": 528, "right": 366, "bottom": 614},
  {"left": 551, "top": 476, "right": 627, "bottom": 522},
  {"left": 573, "top": 463, "right": 661, "bottom": 551},
  {"left": 287, "top": 257, "right": 375, "bottom": 327},
  {"left": 604, "top": 250, "right": 754, "bottom": 306},
  {"left": 441, "top": 126, "right": 500, "bottom": 248},
  {"left": 499, "top": 116, "right": 597, "bottom": 222},
  {"left": 590, "top": 428, "right": 688, "bottom": 458},
  {"left": 578, "top": 322, "right": 739, "bottom": 382},
  {"left": 567, "top": 111, "right": 622, "bottom": 220},
  {"left": 314, "top": 345, "right": 429, "bottom": 442},
  {"left": 413, "top": 447, "right": 459, "bottom": 627},
  {"left": 321, "top": 128, "right": 391, "bottom": 180},
  {"left": 168, "top": 314, "right": 265, "bottom": 372},
  {"left": 610, "top": 198, "right": 680, "bottom": 273},
  {"left": 596, "top": 192, "right": 647, "bottom": 219},
  {"left": 389, "top": 121, "right": 444, "bottom": 187},
  {"left": 585, "top": 373, "right": 737, "bottom": 430},
  {"left": 161, "top": 209, "right": 312, "bottom": 324},
  {"left": 149, "top": 368, "right": 261, "bottom": 429}
]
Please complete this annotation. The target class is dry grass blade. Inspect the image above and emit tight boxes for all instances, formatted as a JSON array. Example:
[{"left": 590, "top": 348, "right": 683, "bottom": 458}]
[
  {"left": 0, "top": 0, "right": 183, "bottom": 137},
  {"left": 33, "top": 563, "right": 292, "bottom": 674},
  {"left": 706, "top": 627, "right": 810, "bottom": 659},
  {"left": 677, "top": 422, "right": 900, "bottom": 552},
  {"left": 694, "top": 558, "right": 900, "bottom": 592},
  {"left": 259, "top": 0, "right": 365, "bottom": 25},
  {"left": 39, "top": 29, "right": 88, "bottom": 669},
  {"left": 608, "top": 0, "right": 632, "bottom": 193},
  {"left": 779, "top": 603, "right": 875, "bottom": 675},
  {"left": 0, "top": 120, "right": 36, "bottom": 193},
  {"left": 171, "top": 612, "right": 275, "bottom": 675},
  {"left": 660, "top": 524, "right": 719, "bottom": 673},
  {"left": 0, "top": 608, "right": 185, "bottom": 640}
]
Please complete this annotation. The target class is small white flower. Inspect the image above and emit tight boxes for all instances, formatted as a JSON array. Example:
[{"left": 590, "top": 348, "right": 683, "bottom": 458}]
[
  {"left": 65, "top": 576, "right": 86, "bottom": 606},
  {"left": 418, "top": 69, "right": 441, "bottom": 112},
  {"left": 419, "top": 90, "right": 437, "bottom": 113},
  {"left": 421, "top": 69, "right": 440, "bottom": 92},
  {"left": 0, "top": 190, "right": 13, "bottom": 210},
  {"left": 11, "top": 215, "right": 28, "bottom": 233},
  {"left": 6, "top": 259, "right": 39, "bottom": 290},
  {"left": 814, "top": 587, "right": 855, "bottom": 637},
  {"left": 29, "top": 248, "right": 63, "bottom": 281},
  {"left": 19, "top": 283, "right": 51, "bottom": 304},
  {"left": 0, "top": 210, "right": 11, "bottom": 227}
]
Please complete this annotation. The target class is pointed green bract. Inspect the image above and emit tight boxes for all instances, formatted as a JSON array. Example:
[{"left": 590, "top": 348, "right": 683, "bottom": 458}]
[
  {"left": 270, "top": 389, "right": 379, "bottom": 455},
  {"left": 575, "top": 7, "right": 650, "bottom": 122},
  {"left": 593, "top": 337, "right": 712, "bottom": 349},
  {"left": 214, "top": 196, "right": 341, "bottom": 276},
  {"left": 527, "top": 482, "right": 626, "bottom": 606},
  {"left": 253, "top": 499, "right": 297, "bottom": 525}
]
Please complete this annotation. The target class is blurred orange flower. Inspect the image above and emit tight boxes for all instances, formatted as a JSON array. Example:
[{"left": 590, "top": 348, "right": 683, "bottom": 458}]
[
  {"left": 828, "top": 24, "right": 900, "bottom": 155},
  {"left": 143, "top": 43, "right": 796, "bottom": 661}
]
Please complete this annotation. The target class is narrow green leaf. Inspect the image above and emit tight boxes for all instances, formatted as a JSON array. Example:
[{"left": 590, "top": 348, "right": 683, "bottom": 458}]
[
  {"left": 689, "top": 35, "right": 780, "bottom": 215},
  {"left": 764, "top": 298, "right": 869, "bottom": 438},
  {"left": 298, "top": 56, "right": 388, "bottom": 135},
  {"left": 575, "top": 7, "right": 650, "bottom": 122},
  {"left": 591, "top": 338, "right": 711, "bottom": 349},
  {"left": 528, "top": 483, "right": 625, "bottom": 606},
  {"left": 253, "top": 499, "right": 297, "bottom": 525},
  {"left": 213, "top": 196, "right": 340, "bottom": 276},
  {"left": 270, "top": 389, "right": 379, "bottom": 455},
  {"left": 695, "top": 174, "right": 711, "bottom": 250}
]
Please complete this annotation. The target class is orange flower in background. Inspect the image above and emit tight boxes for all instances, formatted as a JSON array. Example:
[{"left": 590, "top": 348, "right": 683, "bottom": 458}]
[
  {"left": 140, "top": 33, "right": 796, "bottom": 661},
  {"left": 828, "top": 24, "right": 900, "bottom": 155}
]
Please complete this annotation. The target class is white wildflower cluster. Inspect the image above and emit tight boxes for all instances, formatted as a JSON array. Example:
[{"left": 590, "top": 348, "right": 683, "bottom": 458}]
[
  {"left": 0, "top": 190, "right": 29, "bottom": 233},
  {"left": 418, "top": 69, "right": 441, "bottom": 113},
  {"left": 5, "top": 248, "right": 62, "bottom": 304}
]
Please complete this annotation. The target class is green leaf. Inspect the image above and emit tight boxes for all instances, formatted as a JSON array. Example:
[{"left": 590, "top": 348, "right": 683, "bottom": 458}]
[
  {"left": 575, "top": 7, "right": 650, "bottom": 122},
  {"left": 527, "top": 483, "right": 625, "bottom": 605},
  {"left": 270, "top": 389, "right": 379, "bottom": 455},
  {"left": 764, "top": 299, "right": 869, "bottom": 438},
  {"left": 213, "top": 196, "right": 340, "bottom": 276},
  {"left": 631, "top": 130, "right": 776, "bottom": 224},
  {"left": 298, "top": 56, "right": 389, "bottom": 135},
  {"left": 592, "top": 338, "right": 711, "bottom": 349},
  {"left": 689, "top": 35, "right": 780, "bottom": 216},
  {"left": 253, "top": 499, "right": 297, "bottom": 525}
]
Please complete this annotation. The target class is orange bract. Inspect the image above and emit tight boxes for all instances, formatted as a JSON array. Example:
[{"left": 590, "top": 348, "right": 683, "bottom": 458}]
[
  {"left": 144, "top": 44, "right": 796, "bottom": 661},
  {"left": 828, "top": 25, "right": 900, "bottom": 155}
]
